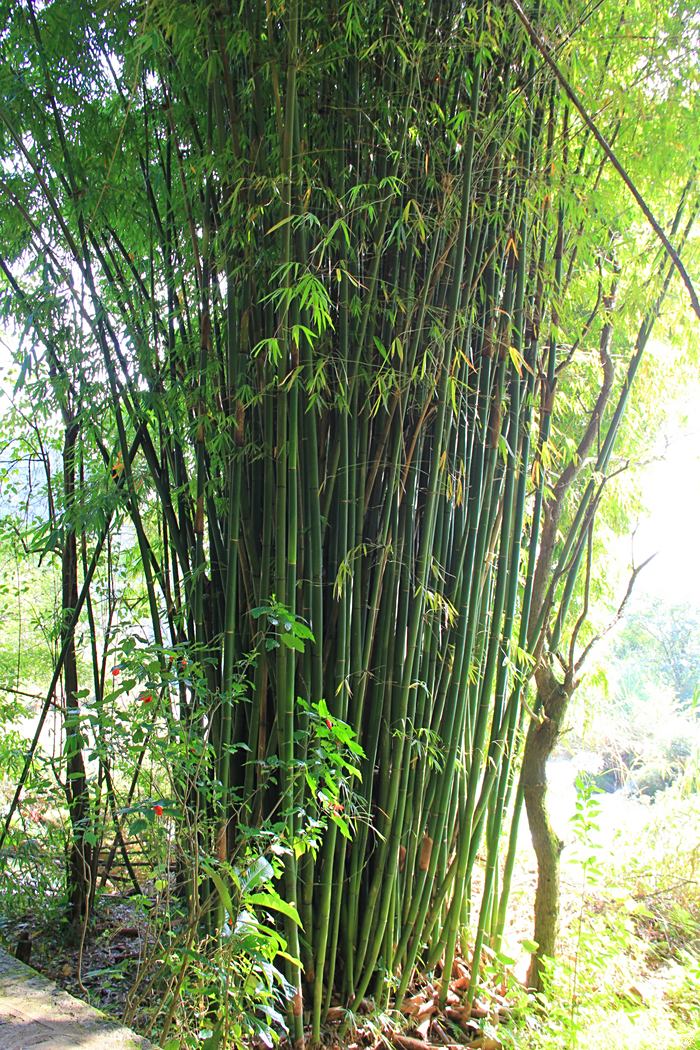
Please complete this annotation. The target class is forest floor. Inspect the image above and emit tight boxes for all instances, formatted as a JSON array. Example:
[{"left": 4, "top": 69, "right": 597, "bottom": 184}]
[
  {"left": 2, "top": 895, "right": 150, "bottom": 1023},
  {"left": 0, "top": 945, "right": 152, "bottom": 1048},
  {"left": 1, "top": 754, "right": 698, "bottom": 1049},
  {"left": 495, "top": 756, "right": 700, "bottom": 1050}
]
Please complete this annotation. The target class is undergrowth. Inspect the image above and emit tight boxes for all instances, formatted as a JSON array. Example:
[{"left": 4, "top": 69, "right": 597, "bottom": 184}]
[{"left": 503, "top": 781, "right": 700, "bottom": 1050}]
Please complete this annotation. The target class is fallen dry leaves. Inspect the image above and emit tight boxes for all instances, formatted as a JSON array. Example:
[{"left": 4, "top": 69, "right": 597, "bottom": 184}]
[
  {"left": 320, "top": 953, "right": 510, "bottom": 1049},
  {"left": 390, "top": 963, "right": 505, "bottom": 1049}
]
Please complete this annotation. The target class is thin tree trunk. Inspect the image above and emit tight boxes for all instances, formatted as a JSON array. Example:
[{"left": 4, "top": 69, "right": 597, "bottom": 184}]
[
  {"left": 61, "top": 418, "right": 93, "bottom": 940},
  {"left": 521, "top": 663, "right": 570, "bottom": 991}
]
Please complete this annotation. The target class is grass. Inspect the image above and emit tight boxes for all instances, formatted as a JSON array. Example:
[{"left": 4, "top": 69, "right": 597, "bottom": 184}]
[{"left": 500, "top": 775, "right": 700, "bottom": 1049}]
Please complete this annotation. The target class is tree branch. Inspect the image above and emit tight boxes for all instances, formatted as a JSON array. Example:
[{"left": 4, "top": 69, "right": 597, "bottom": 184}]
[
  {"left": 508, "top": 0, "right": 700, "bottom": 323},
  {"left": 574, "top": 550, "right": 657, "bottom": 673}
]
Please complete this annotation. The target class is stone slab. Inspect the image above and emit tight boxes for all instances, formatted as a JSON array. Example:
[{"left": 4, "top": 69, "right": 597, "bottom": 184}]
[{"left": 0, "top": 948, "right": 153, "bottom": 1049}]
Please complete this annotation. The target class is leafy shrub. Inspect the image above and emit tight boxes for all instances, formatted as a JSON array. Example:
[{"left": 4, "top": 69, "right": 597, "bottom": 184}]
[{"left": 615, "top": 791, "right": 700, "bottom": 965}]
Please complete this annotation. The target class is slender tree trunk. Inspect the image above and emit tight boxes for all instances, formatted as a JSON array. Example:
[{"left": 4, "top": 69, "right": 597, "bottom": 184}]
[
  {"left": 521, "top": 663, "right": 571, "bottom": 991},
  {"left": 62, "top": 418, "right": 93, "bottom": 940}
]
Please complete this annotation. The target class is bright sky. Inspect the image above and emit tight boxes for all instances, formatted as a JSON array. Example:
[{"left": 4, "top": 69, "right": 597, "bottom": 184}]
[{"left": 628, "top": 393, "right": 700, "bottom": 607}]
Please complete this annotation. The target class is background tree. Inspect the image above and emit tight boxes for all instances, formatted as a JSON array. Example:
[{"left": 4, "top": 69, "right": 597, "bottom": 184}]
[{"left": 614, "top": 598, "right": 700, "bottom": 709}]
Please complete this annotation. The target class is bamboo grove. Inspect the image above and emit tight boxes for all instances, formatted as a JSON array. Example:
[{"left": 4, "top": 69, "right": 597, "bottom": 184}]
[{"left": 0, "top": 0, "right": 698, "bottom": 1043}]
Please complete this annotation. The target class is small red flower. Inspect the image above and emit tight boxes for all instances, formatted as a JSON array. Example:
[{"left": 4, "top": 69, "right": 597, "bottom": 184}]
[
  {"left": 179, "top": 657, "right": 187, "bottom": 670},
  {"left": 153, "top": 804, "right": 163, "bottom": 817},
  {"left": 325, "top": 718, "right": 332, "bottom": 730},
  {"left": 111, "top": 667, "right": 120, "bottom": 677},
  {"left": 141, "top": 693, "right": 153, "bottom": 704}
]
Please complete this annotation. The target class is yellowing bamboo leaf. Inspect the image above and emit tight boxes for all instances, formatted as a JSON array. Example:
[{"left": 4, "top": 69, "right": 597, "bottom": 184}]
[{"left": 507, "top": 345, "right": 532, "bottom": 376}]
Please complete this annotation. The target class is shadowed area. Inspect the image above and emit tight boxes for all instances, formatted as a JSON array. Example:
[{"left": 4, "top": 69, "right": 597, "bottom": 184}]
[{"left": 0, "top": 948, "right": 152, "bottom": 1049}]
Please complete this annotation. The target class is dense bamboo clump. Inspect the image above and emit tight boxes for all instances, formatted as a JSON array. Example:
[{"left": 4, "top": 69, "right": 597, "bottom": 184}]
[{"left": 0, "top": 0, "right": 696, "bottom": 1042}]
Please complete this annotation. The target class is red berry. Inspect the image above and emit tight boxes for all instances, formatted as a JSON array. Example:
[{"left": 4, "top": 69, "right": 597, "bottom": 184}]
[
  {"left": 111, "top": 667, "right": 120, "bottom": 676},
  {"left": 141, "top": 694, "right": 153, "bottom": 704},
  {"left": 325, "top": 718, "right": 332, "bottom": 730},
  {"left": 153, "top": 804, "right": 163, "bottom": 816}
]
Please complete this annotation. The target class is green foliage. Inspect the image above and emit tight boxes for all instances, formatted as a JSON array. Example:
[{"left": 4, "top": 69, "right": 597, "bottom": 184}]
[
  {"left": 0, "top": 604, "right": 366, "bottom": 1046},
  {"left": 251, "top": 600, "right": 315, "bottom": 655},
  {"left": 569, "top": 599, "right": 700, "bottom": 798},
  {"left": 615, "top": 791, "right": 700, "bottom": 967},
  {"left": 0, "top": 548, "right": 58, "bottom": 689},
  {"left": 0, "top": 812, "right": 66, "bottom": 921},
  {"left": 614, "top": 598, "right": 700, "bottom": 708},
  {"left": 135, "top": 846, "right": 302, "bottom": 1049},
  {"left": 503, "top": 784, "right": 700, "bottom": 1050},
  {"left": 0, "top": 0, "right": 698, "bottom": 1039}
]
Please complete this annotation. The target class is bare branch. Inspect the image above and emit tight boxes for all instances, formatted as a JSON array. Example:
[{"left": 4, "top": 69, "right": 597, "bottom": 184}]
[{"left": 574, "top": 551, "right": 657, "bottom": 674}]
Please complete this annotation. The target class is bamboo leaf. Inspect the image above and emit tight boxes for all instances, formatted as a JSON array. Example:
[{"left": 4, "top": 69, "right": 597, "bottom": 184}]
[{"left": 247, "top": 892, "right": 303, "bottom": 928}]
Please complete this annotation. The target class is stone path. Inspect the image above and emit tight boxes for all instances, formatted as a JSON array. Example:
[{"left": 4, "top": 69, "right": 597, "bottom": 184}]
[{"left": 0, "top": 948, "right": 154, "bottom": 1049}]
